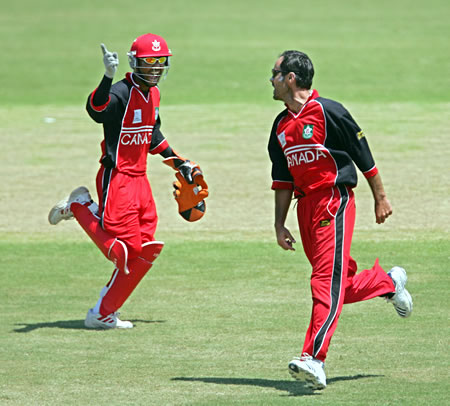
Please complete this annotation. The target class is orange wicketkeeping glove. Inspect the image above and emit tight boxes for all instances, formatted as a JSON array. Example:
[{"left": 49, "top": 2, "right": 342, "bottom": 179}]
[
  {"left": 172, "top": 172, "right": 209, "bottom": 222},
  {"left": 162, "top": 154, "right": 202, "bottom": 184}
]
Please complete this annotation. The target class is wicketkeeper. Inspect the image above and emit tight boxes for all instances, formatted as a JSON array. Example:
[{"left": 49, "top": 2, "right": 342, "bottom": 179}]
[{"left": 49, "top": 33, "right": 208, "bottom": 329}]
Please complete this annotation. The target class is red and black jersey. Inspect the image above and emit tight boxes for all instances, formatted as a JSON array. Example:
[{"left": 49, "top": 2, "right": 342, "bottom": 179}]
[
  {"left": 268, "top": 90, "right": 378, "bottom": 197},
  {"left": 86, "top": 73, "right": 168, "bottom": 176}
]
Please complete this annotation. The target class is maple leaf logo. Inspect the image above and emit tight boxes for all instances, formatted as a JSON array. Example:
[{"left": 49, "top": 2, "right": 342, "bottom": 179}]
[{"left": 152, "top": 40, "right": 161, "bottom": 51}]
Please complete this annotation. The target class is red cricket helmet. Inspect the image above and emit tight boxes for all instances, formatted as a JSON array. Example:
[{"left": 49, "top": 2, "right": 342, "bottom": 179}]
[{"left": 129, "top": 33, "right": 172, "bottom": 58}]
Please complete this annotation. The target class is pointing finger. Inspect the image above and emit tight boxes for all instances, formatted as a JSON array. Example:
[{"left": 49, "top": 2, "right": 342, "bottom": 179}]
[{"left": 100, "top": 43, "right": 108, "bottom": 55}]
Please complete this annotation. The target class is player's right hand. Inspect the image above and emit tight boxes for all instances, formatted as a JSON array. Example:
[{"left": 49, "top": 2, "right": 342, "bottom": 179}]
[
  {"left": 275, "top": 225, "right": 296, "bottom": 251},
  {"left": 101, "top": 43, "right": 118, "bottom": 79}
]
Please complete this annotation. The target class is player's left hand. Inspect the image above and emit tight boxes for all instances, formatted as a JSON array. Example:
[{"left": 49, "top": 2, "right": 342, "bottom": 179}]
[
  {"left": 375, "top": 197, "right": 393, "bottom": 224},
  {"left": 163, "top": 156, "right": 203, "bottom": 184},
  {"left": 172, "top": 172, "right": 209, "bottom": 222}
]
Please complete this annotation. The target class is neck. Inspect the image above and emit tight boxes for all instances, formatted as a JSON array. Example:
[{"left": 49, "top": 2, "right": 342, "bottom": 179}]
[{"left": 285, "top": 89, "right": 312, "bottom": 114}]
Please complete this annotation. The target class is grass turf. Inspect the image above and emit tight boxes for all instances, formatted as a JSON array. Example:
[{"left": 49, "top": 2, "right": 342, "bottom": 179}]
[
  {"left": 1, "top": 0, "right": 449, "bottom": 404},
  {"left": 2, "top": 0, "right": 449, "bottom": 106},
  {"left": 0, "top": 239, "right": 448, "bottom": 405}
]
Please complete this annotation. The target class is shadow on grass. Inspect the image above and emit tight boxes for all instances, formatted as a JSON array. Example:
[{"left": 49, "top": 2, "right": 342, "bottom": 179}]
[
  {"left": 173, "top": 376, "right": 315, "bottom": 397},
  {"left": 172, "top": 374, "right": 383, "bottom": 397},
  {"left": 12, "top": 319, "right": 166, "bottom": 333}
]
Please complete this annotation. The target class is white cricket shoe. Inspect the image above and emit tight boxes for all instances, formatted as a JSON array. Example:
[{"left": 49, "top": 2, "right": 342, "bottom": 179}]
[
  {"left": 387, "top": 266, "right": 413, "bottom": 318},
  {"left": 84, "top": 308, "right": 133, "bottom": 329},
  {"left": 48, "top": 186, "right": 92, "bottom": 225},
  {"left": 288, "top": 353, "right": 327, "bottom": 390}
]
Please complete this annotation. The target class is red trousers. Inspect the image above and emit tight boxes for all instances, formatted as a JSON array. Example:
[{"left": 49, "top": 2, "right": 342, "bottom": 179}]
[
  {"left": 70, "top": 167, "right": 161, "bottom": 316},
  {"left": 297, "top": 185, "right": 395, "bottom": 362},
  {"left": 96, "top": 166, "right": 158, "bottom": 259}
]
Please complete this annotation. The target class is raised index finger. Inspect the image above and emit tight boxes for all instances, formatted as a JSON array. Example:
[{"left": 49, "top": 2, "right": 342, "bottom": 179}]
[{"left": 100, "top": 43, "right": 108, "bottom": 55}]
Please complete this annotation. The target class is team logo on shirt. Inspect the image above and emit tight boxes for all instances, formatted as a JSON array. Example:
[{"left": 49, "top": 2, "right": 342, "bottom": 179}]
[
  {"left": 133, "top": 109, "right": 142, "bottom": 124},
  {"left": 302, "top": 124, "right": 314, "bottom": 139}
]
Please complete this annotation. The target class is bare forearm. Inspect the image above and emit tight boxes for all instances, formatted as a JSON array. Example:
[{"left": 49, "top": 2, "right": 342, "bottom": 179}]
[
  {"left": 367, "top": 173, "right": 387, "bottom": 202},
  {"left": 274, "top": 189, "right": 293, "bottom": 229},
  {"left": 273, "top": 189, "right": 296, "bottom": 250},
  {"left": 366, "top": 173, "right": 393, "bottom": 224}
]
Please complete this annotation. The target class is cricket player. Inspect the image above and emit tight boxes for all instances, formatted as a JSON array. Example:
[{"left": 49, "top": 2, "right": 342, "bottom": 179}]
[
  {"left": 49, "top": 33, "right": 206, "bottom": 329},
  {"left": 268, "top": 50, "right": 413, "bottom": 389}
]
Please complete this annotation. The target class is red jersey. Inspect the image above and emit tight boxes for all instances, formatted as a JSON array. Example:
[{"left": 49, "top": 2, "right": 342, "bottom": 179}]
[
  {"left": 86, "top": 73, "right": 168, "bottom": 176},
  {"left": 268, "top": 90, "right": 378, "bottom": 197}
]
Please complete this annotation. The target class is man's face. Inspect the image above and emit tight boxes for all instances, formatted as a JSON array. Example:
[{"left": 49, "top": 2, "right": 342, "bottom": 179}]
[
  {"left": 270, "top": 57, "right": 288, "bottom": 101},
  {"left": 136, "top": 56, "right": 168, "bottom": 86}
]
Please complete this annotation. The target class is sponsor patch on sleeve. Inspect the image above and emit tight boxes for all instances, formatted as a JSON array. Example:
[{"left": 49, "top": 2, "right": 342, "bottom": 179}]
[{"left": 277, "top": 131, "right": 287, "bottom": 147}]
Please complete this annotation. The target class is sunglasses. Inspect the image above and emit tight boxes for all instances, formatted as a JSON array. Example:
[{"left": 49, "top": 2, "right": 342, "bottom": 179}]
[
  {"left": 141, "top": 56, "right": 168, "bottom": 65},
  {"left": 271, "top": 69, "right": 284, "bottom": 77}
]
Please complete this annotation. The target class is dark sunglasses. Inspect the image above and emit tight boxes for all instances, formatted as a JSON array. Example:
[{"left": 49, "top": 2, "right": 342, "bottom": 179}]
[{"left": 271, "top": 69, "right": 286, "bottom": 77}]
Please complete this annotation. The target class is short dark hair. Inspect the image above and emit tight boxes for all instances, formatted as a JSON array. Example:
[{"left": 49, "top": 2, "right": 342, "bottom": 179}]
[{"left": 280, "top": 50, "right": 314, "bottom": 89}]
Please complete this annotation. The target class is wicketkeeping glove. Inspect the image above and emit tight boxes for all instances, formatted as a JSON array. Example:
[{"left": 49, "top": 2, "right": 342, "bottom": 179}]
[
  {"left": 163, "top": 155, "right": 203, "bottom": 184},
  {"left": 172, "top": 172, "right": 209, "bottom": 222},
  {"left": 101, "top": 43, "right": 119, "bottom": 79}
]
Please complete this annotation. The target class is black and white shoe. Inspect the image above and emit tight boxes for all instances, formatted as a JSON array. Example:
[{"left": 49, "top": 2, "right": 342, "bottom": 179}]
[
  {"left": 288, "top": 353, "right": 326, "bottom": 390},
  {"left": 387, "top": 266, "right": 413, "bottom": 318}
]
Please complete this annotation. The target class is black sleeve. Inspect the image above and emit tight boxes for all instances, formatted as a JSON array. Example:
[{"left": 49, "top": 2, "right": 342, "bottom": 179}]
[
  {"left": 268, "top": 111, "right": 293, "bottom": 184},
  {"left": 86, "top": 79, "right": 125, "bottom": 124},
  {"left": 92, "top": 75, "right": 113, "bottom": 106},
  {"left": 337, "top": 107, "right": 376, "bottom": 173},
  {"left": 322, "top": 99, "right": 376, "bottom": 174}
]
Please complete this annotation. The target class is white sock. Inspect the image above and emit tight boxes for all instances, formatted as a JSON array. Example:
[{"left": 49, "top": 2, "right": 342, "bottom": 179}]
[{"left": 93, "top": 286, "right": 108, "bottom": 314}]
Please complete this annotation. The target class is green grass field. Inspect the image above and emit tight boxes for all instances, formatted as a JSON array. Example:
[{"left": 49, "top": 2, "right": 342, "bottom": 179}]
[{"left": 1, "top": 0, "right": 449, "bottom": 405}]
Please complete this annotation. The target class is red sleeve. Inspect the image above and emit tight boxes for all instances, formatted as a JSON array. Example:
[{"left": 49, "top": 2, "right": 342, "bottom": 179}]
[
  {"left": 363, "top": 165, "right": 378, "bottom": 178},
  {"left": 149, "top": 139, "right": 169, "bottom": 155}
]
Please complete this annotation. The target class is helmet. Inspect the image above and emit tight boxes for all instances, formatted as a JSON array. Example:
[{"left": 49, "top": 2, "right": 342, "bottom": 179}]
[
  {"left": 129, "top": 33, "right": 172, "bottom": 58},
  {"left": 127, "top": 33, "right": 172, "bottom": 86}
]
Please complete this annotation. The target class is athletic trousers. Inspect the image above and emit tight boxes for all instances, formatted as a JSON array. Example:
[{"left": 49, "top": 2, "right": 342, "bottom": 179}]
[
  {"left": 97, "top": 166, "right": 158, "bottom": 258},
  {"left": 297, "top": 184, "right": 395, "bottom": 362},
  {"left": 71, "top": 166, "right": 161, "bottom": 317}
]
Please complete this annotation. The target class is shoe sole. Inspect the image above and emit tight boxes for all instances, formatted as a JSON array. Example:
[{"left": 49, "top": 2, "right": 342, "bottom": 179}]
[
  {"left": 48, "top": 198, "right": 72, "bottom": 225},
  {"left": 48, "top": 186, "right": 92, "bottom": 225},
  {"left": 288, "top": 362, "right": 326, "bottom": 390},
  {"left": 394, "top": 289, "right": 413, "bottom": 318},
  {"left": 389, "top": 267, "right": 413, "bottom": 318},
  {"left": 84, "top": 322, "right": 133, "bottom": 329}
]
